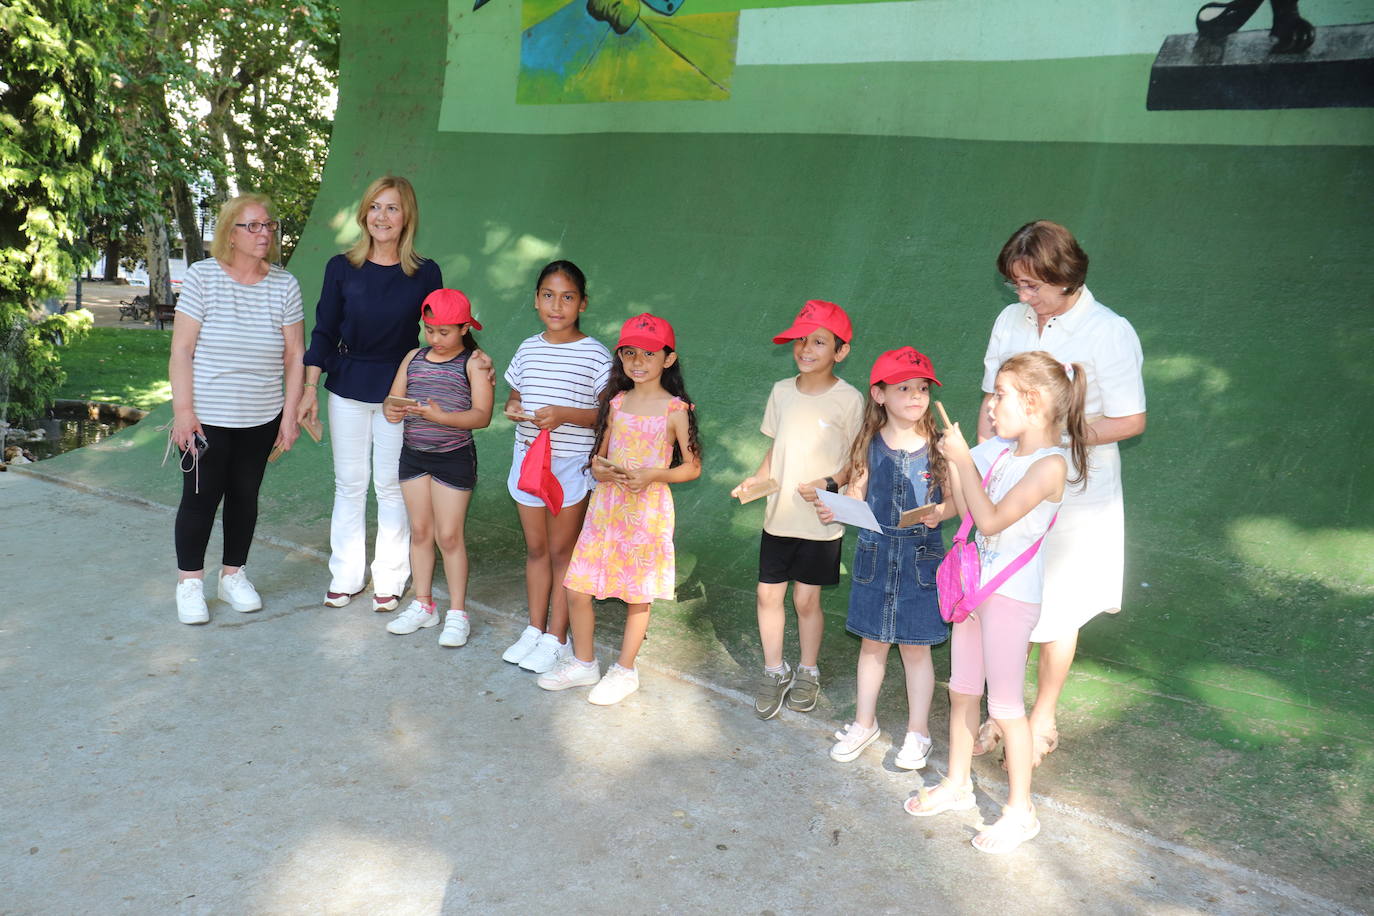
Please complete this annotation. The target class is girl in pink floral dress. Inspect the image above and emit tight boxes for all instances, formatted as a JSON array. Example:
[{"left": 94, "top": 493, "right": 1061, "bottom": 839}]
[{"left": 537, "top": 313, "right": 702, "bottom": 706}]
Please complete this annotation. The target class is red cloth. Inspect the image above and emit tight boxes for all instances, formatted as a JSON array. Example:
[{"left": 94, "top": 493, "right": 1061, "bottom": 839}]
[{"left": 517, "top": 428, "right": 564, "bottom": 515}]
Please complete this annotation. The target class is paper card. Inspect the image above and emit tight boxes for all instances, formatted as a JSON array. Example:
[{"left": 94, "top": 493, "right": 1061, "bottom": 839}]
[
  {"left": 735, "top": 478, "right": 780, "bottom": 504},
  {"left": 815, "top": 490, "right": 882, "bottom": 532}
]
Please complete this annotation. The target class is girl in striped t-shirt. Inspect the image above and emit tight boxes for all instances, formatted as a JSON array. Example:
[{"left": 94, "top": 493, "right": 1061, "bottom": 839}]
[
  {"left": 381, "top": 289, "right": 494, "bottom": 646},
  {"left": 499, "top": 261, "right": 612, "bottom": 673}
]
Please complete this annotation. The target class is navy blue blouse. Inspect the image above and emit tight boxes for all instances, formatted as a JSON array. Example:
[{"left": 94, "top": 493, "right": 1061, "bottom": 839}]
[{"left": 303, "top": 254, "right": 443, "bottom": 403}]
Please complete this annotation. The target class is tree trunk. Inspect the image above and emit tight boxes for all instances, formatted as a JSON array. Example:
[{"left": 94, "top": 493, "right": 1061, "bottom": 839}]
[
  {"left": 171, "top": 177, "right": 206, "bottom": 264},
  {"left": 142, "top": 176, "right": 174, "bottom": 307},
  {"left": 225, "top": 120, "right": 253, "bottom": 192},
  {"left": 102, "top": 238, "right": 120, "bottom": 281}
]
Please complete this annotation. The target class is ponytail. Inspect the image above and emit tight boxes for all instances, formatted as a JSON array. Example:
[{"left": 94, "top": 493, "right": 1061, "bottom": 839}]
[{"left": 998, "top": 351, "right": 1090, "bottom": 489}]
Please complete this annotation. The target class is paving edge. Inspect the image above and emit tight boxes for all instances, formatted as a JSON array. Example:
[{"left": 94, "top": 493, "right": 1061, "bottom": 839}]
[{"left": 7, "top": 464, "right": 1364, "bottom": 916}]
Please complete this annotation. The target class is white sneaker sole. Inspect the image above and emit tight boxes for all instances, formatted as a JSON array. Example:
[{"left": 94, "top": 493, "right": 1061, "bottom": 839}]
[
  {"left": 219, "top": 585, "right": 261, "bottom": 613},
  {"left": 830, "top": 728, "right": 881, "bottom": 763},
  {"left": 537, "top": 669, "right": 600, "bottom": 691},
  {"left": 387, "top": 616, "right": 440, "bottom": 635},
  {"left": 502, "top": 642, "right": 538, "bottom": 664},
  {"left": 894, "top": 752, "right": 930, "bottom": 770}
]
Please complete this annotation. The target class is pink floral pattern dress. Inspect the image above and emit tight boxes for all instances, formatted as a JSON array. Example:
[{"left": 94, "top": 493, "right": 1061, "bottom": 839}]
[{"left": 563, "top": 392, "right": 686, "bottom": 604}]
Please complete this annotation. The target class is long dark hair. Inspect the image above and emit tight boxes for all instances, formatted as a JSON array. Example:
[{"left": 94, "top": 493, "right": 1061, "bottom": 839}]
[
  {"left": 587, "top": 347, "right": 702, "bottom": 469},
  {"left": 535, "top": 259, "right": 586, "bottom": 331},
  {"left": 844, "top": 384, "right": 946, "bottom": 503}
]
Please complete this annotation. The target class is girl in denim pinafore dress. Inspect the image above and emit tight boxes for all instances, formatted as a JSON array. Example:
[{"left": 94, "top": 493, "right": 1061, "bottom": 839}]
[{"left": 820, "top": 348, "right": 954, "bottom": 768}]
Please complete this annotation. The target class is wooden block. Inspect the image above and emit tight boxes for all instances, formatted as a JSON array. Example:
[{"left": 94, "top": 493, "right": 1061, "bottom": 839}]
[
  {"left": 268, "top": 445, "right": 285, "bottom": 463},
  {"left": 736, "top": 478, "right": 780, "bottom": 504},
  {"left": 300, "top": 416, "right": 323, "bottom": 443},
  {"left": 898, "top": 502, "right": 939, "bottom": 527}
]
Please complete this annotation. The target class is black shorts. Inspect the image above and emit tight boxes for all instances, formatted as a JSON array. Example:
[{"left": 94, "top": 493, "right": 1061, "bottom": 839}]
[
  {"left": 758, "top": 530, "right": 843, "bottom": 586},
  {"left": 399, "top": 444, "right": 476, "bottom": 490}
]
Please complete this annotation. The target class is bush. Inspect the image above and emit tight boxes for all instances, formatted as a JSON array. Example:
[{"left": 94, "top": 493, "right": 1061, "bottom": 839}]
[{"left": 0, "top": 307, "right": 93, "bottom": 424}]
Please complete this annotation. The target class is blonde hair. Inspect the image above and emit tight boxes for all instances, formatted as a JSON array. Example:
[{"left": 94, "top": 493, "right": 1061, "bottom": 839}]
[
  {"left": 345, "top": 176, "right": 424, "bottom": 275},
  {"left": 212, "top": 193, "right": 280, "bottom": 264},
  {"left": 997, "top": 350, "right": 1090, "bottom": 488},
  {"left": 996, "top": 220, "right": 1088, "bottom": 292}
]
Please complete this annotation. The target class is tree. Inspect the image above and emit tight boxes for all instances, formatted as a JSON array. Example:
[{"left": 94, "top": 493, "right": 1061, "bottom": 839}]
[{"left": 0, "top": 1, "right": 107, "bottom": 422}]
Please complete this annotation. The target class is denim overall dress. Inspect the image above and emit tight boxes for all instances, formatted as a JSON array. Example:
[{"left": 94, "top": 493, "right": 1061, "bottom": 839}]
[{"left": 845, "top": 435, "right": 948, "bottom": 646}]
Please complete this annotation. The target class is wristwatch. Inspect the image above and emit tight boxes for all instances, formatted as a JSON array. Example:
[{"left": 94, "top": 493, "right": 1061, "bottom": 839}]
[{"left": 824, "top": 477, "right": 839, "bottom": 493}]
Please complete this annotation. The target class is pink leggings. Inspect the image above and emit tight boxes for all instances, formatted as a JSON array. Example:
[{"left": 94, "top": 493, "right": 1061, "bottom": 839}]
[{"left": 947, "top": 593, "right": 1041, "bottom": 720}]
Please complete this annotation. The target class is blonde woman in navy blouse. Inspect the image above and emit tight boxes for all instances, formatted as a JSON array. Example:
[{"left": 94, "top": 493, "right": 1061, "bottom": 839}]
[{"left": 299, "top": 176, "right": 442, "bottom": 612}]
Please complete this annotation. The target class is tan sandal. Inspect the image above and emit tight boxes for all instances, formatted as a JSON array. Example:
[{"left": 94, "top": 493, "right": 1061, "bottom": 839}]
[
  {"left": 972, "top": 806, "right": 1040, "bottom": 854},
  {"left": 971, "top": 719, "right": 1003, "bottom": 757},
  {"left": 903, "top": 778, "right": 976, "bottom": 817}
]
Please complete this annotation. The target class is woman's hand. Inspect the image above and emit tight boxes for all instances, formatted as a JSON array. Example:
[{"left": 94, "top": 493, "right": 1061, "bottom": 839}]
[
  {"left": 172, "top": 409, "right": 204, "bottom": 451},
  {"left": 275, "top": 413, "right": 300, "bottom": 452},
  {"left": 470, "top": 349, "right": 496, "bottom": 387},
  {"left": 296, "top": 393, "right": 318, "bottom": 426}
]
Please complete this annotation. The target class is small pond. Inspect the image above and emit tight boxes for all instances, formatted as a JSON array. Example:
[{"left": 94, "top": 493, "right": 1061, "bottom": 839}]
[{"left": 3, "top": 401, "right": 144, "bottom": 462}]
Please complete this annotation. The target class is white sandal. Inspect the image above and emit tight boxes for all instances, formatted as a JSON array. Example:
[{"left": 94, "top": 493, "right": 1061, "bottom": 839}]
[{"left": 972, "top": 806, "right": 1040, "bottom": 854}]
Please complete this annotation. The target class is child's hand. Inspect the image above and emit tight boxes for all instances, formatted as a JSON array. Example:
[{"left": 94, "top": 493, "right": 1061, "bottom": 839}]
[
  {"left": 532, "top": 406, "right": 563, "bottom": 430},
  {"left": 591, "top": 458, "right": 625, "bottom": 485},
  {"left": 916, "top": 505, "right": 944, "bottom": 528},
  {"left": 383, "top": 403, "right": 407, "bottom": 423},
  {"left": 407, "top": 400, "right": 442, "bottom": 422},
  {"left": 621, "top": 467, "right": 658, "bottom": 493},
  {"left": 939, "top": 422, "right": 971, "bottom": 463},
  {"left": 797, "top": 480, "right": 823, "bottom": 503},
  {"left": 730, "top": 475, "right": 761, "bottom": 499},
  {"left": 815, "top": 501, "right": 836, "bottom": 524}
]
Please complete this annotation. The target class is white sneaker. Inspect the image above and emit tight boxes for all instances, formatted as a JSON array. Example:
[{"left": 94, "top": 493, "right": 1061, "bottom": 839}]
[
  {"left": 519, "top": 633, "right": 570, "bottom": 673},
  {"left": 373, "top": 593, "right": 401, "bottom": 613},
  {"left": 587, "top": 664, "right": 640, "bottom": 706},
  {"left": 176, "top": 579, "right": 209, "bottom": 625},
  {"left": 324, "top": 589, "right": 359, "bottom": 608},
  {"left": 830, "top": 721, "right": 881, "bottom": 762},
  {"left": 536, "top": 656, "right": 601, "bottom": 691},
  {"left": 895, "top": 731, "right": 933, "bottom": 770},
  {"left": 438, "top": 610, "right": 470, "bottom": 647},
  {"left": 386, "top": 599, "right": 439, "bottom": 635},
  {"left": 502, "top": 625, "right": 542, "bottom": 663},
  {"left": 218, "top": 568, "right": 262, "bottom": 612}
]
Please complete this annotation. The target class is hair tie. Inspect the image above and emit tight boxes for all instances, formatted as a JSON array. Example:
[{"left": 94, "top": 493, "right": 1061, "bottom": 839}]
[{"left": 1062, "top": 362, "right": 1075, "bottom": 380}]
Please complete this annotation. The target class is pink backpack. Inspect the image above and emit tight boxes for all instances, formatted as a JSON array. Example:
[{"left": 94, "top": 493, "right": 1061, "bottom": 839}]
[{"left": 937, "top": 450, "right": 1057, "bottom": 624}]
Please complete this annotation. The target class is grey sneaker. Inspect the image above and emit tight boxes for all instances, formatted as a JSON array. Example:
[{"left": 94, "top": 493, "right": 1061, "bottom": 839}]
[
  {"left": 785, "top": 668, "right": 820, "bottom": 712},
  {"left": 754, "top": 667, "right": 793, "bottom": 720}
]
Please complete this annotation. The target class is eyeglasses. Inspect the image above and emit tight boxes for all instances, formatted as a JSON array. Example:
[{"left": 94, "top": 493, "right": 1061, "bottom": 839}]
[
  {"left": 235, "top": 220, "right": 280, "bottom": 234},
  {"left": 1004, "top": 279, "right": 1043, "bottom": 294}
]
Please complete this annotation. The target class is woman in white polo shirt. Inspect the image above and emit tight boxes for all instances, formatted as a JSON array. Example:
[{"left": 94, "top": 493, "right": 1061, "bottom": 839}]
[
  {"left": 168, "top": 193, "right": 305, "bottom": 624},
  {"left": 974, "top": 220, "right": 1146, "bottom": 765}
]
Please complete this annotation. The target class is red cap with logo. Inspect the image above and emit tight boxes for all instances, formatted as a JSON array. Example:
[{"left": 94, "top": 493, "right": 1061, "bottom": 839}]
[
  {"left": 617, "top": 313, "right": 675, "bottom": 351},
  {"left": 771, "top": 299, "right": 853, "bottom": 345},
  {"left": 870, "top": 346, "right": 941, "bottom": 387},
  {"left": 421, "top": 288, "right": 483, "bottom": 329}
]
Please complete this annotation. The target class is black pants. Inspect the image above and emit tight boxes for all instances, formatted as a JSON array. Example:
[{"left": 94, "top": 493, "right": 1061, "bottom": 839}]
[{"left": 174, "top": 416, "right": 279, "bottom": 571}]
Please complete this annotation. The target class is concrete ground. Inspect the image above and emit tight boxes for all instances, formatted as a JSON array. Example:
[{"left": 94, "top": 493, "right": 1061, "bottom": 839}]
[{"left": 1, "top": 469, "right": 1358, "bottom": 916}]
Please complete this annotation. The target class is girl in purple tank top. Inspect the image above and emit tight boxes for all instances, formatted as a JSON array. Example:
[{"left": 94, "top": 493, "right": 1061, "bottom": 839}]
[{"left": 381, "top": 289, "right": 495, "bottom": 647}]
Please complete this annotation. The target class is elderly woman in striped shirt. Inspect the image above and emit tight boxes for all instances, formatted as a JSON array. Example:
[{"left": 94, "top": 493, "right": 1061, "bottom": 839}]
[{"left": 169, "top": 193, "right": 305, "bottom": 624}]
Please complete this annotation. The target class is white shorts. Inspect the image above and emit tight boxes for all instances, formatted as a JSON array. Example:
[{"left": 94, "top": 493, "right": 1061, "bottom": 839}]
[{"left": 506, "top": 438, "right": 595, "bottom": 509}]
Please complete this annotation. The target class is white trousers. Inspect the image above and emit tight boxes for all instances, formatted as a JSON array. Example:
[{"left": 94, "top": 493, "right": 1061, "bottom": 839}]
[{"left": 327, "top": 392, "right": 410, "bottom": 595}]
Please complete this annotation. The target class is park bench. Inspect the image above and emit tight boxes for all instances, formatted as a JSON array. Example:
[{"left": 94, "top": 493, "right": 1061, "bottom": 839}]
[{"left": 118, "top": 294, "right": 152, "bottom": 322}]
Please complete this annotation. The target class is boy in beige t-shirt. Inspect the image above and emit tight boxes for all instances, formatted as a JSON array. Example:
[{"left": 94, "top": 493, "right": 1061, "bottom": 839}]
[{"left": 733, "top": 300, "right": 864, "bottom": 720}]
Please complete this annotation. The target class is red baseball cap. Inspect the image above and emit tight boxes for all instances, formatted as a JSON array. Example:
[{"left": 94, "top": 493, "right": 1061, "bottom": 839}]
[
  {"left": 617, "top": 313, "right": 675, "bottom": 351},
  {"left": 870, "top": 346, "right": 941, "bottom": 386},
  {"left": 771, "top": 299, "right": 853, "bottom": 345},
  {"left": 421, "top": 289, "right": 483, "bottom": 329}
]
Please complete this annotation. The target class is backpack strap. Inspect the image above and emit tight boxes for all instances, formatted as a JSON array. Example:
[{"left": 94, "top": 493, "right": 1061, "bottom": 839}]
[
  {"left": 951, "top": 448, "right": 1009, "bottom": 545},
  {"left": 964, "top": 510, "right": 1059, "bottom": 608}
]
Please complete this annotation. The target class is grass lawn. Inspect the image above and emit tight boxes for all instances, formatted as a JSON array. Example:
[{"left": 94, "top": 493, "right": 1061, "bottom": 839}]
[{"left": 56, "top": 327, "right": 172, "bottom": 410}]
